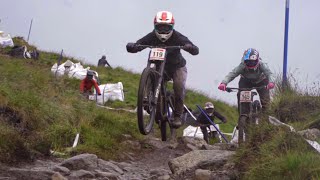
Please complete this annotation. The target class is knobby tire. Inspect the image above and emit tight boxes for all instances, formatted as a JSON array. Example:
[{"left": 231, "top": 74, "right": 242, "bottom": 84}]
[
  {"left": 137, "top": 68, "right": 156, "bottom": 135},
  {"left": 238, "top": 115, "right": 247, "bottom": 145}
]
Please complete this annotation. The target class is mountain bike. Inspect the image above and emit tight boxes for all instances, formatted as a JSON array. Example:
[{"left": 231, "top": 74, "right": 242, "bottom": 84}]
[
  {"left": 136, "top": 45, "right": 183, "bottom": 141},
  {"left": 226, "top": 86, "right": 264, "bottom": 145}
]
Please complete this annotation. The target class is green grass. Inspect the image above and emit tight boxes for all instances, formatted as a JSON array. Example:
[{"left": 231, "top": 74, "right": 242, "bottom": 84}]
[
  {"left": 233, "top": 75, "right": 320, "bottom": 179},
  {"left": 0, "top": 37, "right": 238, "bottom": 163}
]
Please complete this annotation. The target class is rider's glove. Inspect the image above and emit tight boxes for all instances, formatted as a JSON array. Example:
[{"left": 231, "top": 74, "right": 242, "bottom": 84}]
[
  {"left": 182, "top": 44, "right": 193, "bottom": 51},
  {"left": 218, "top": 83, "right": 226, "bottom": 91},
  {"left": 126, "top": 42, "right": 137, "bottom": 51},
  {"left": 266, "top": 82, "right": 275, "bottom": 90},
  {"left": 98, "top": 93, "right": 102, "bottom": 96},
  {"left": 223, "top": 119, "right": 227, "bottom": 123}
]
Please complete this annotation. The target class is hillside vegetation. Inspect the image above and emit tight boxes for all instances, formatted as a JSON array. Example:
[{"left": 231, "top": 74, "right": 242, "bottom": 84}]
[
  {"left": 234, "top": 80, "right": 320, "bottom": 179},
  {"left": 0, "top": 38, "right": 238, "bottom": 163}
]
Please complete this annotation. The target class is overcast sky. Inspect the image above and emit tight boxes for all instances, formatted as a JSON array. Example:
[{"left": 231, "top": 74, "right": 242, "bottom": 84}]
[{"left": 1, "top": 0, "right": 319, "bottom": 105}]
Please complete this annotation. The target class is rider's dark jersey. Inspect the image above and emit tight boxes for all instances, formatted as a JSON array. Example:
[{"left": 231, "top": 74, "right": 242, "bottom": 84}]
[
  {"left": 127, "top": 30, "right": 199, "bottom": 69},
  {"left": 195, "top": 110, "right": 227, "bottom": 125}
]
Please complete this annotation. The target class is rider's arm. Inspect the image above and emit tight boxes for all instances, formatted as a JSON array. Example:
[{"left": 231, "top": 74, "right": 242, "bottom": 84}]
[
  {"left": 259, "top": 62, "right": 275, "bottom": 83},
  {"left": 175, "top": 31, "right": 199, "bottom": 55},
  {"left": 221, "top": 63, "right": 244, "bottom": 84},
  {"left": 213, "top": 111, "right": 227, "bottom": 123},
  {"left": 127, "top": 32, "right": 155, "bottom": 53}
]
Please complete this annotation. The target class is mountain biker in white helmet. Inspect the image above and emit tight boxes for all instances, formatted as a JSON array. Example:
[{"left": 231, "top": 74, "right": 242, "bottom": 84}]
[
  {"left": 198, "top": 102, "right": 227, "bottom": 143},
  {"left": 218, "top": 48, "right": 275, "bottom": 112},
  {"left": 126, "top": 11, "right": 199, "bottom": 128}
]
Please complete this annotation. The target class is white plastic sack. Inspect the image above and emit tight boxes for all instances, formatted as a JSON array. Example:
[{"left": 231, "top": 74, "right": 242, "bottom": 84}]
[
  {"left": 183, "top": 124, "right": 220, "bottom": 139},
  {"left": 89, "top": 82, "right": 125, "bottom": 104},
  {"left": 230, "top": 126, "right": 246, "bottom": 144},
  {"left": 51, "top": 60, "right": 98, "bottom": 80},
  {"left": 183, "top": 125, "right": 204, "bottom": 138},
  {"left": 0, "top": 31, "right": 14, "bottom": 48}
]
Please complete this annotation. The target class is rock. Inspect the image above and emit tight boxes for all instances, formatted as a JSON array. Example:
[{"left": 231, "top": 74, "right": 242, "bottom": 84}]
[
  {"left": 150, "top": 168, "right": 171, "bottom": 177},
  {"left": 195, "top": 169, "right": 212, "bottom": 180},
  {"left": 142, "top": 137, "right": 166, "bottom": 149},
  {"left": 186, "top": 143, "right": 198, "bottom": 151},
  {"left": 157, "top": 174, "right": 171, "bottom": 180},
  {"left": 168, "top": 150, "right": 235, "bottom": 178},
  {"left": 94, "top": 169, "right": 119, "bottom": 180},
  {"left": 59, "top": 153, "right": 98, "bottom": 171},
  {"left": 9, "top": 168, "right": 55, "bottom": 180},
  {"left": 98, "top": 159, "right": 124, "bottom": 175},
  {"left": 51, "top": 172, "right": 67, "bottom": 180},
  {"left": 52, "top": 165, "right": 70, "bottom": 175},
  {"left": 69, "top": 170, "right": 95, "bottom": 179},
  {"left": 181, "top": 136, "right": 207, "bottom": 149}
]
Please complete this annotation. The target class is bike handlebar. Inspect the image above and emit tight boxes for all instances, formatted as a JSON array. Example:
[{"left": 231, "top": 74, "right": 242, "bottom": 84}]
[
  {"left": 136, "top": 44, "right": 183, "bottom": 49},
  {"left": 225, "top": 86, "right": 266, "bottom": 92}
]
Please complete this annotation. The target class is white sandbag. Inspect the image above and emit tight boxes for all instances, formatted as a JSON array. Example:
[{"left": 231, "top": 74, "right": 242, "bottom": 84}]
[
  {"left": 0, "top": 31, "right": 14, "bottom": 48},
  {"left": 230, "top": 126, "right": 245, "bottom": 144},
  {"left": 89, "top": 82, "right": 125, "bottom": 104},
  {"left": 183, "top": 125, "right": 204, "bottom": 138},
  {"left": 51, "top": 60, "right": 98, "bottom": 81}
]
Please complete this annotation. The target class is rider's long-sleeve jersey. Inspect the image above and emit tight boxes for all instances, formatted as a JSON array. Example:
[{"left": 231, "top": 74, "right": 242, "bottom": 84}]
[
  {"left": 80, "top": 78, "right": 101, "bottom": 95},
  {"left": 222, "top": 61, "right": 274, "bottom": 84},
  {"left": 127, "top": 30, "right": 199, "bottom": 69},
  {"left": 196, "top": 110, "right": 227, "bottom": 125}
]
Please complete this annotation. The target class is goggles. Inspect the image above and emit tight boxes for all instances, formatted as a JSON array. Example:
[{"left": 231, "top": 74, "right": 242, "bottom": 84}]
[
  {"left": 155, "top": 24, "right": 173, "bottom": 34},
  {"left": 244, "top": 60, "right": 258, "bottom": 67}
]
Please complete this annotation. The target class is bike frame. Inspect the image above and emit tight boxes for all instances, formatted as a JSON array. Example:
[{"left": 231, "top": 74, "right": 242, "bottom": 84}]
[
  {"left": 143, "top": 45, "right": 182, "bottom": 122},
  {"left": 226, "top": 86, "right": 265, "bottom": 144}
]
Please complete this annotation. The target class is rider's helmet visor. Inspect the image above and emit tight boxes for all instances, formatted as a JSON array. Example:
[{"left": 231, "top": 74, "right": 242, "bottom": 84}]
[
  {"left": 155, "top": 24, "right": 173, "bottom": 34},
  {"left": 244, "top": 60, "right": 258, "bottom": 68}
]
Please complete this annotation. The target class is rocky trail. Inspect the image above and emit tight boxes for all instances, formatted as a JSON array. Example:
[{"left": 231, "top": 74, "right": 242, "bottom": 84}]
[{"left": 0, "top": 135, "right": 238, "bottom": 180}]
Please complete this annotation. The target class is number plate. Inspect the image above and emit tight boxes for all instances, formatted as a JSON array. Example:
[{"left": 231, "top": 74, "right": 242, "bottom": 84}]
[
  {"left": 149, "top": 48, "right": 166, "bottom": 61},
  {"left": 239, "top": 91, "right": 252, "bottom": 102}
]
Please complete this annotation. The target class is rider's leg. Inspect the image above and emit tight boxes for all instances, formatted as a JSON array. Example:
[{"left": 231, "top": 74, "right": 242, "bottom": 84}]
[
  {"left": 171, "top": 66, "right": 187, "bottom": 128},
  {"left": 200, "top": 125, "right": 209, "bottom": 143},
  {"left": 256, "top": 80, "right": 270, "bottom": 113}
]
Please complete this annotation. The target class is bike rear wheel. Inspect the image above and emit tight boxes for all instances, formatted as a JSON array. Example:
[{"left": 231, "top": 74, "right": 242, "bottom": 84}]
[
  {"left": 137, "top": 68, "right": 156, "bottom": 135},
  {"left": 160, "top": 93, "right": 175, "bottom": 141}
]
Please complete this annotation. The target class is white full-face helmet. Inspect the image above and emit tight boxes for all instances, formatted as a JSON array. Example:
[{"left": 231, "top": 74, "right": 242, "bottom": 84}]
[
  {"left": 204, "top": 102, "right": 215, "bottom": 116},
  {"left": 154, "top": 11, "right": 175, "bottom": 42}
]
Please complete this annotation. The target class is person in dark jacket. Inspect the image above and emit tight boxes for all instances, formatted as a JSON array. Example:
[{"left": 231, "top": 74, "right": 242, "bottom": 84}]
[
  {"left": 194, "top": 102, "right": 227, "bottom": 143},
  {"left": 97, "top": 55, "right": 112, "bottom": 68},
  {"left": 126, "top": 11, "right": 199, "bottom": 128},
  {"left": 80, "top": 70, "right": 101, "bottom": 97}
]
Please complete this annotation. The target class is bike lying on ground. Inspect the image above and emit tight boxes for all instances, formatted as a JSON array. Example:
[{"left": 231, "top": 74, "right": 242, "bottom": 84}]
[
  {"left": 225, "top": 86, "right": 264, "bottom": 145},
  {"left": 136, "top": 45, "right": 183, "bottom": 141}
]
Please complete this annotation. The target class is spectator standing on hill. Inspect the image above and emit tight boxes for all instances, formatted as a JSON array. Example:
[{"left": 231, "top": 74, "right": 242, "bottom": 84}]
[{"left": 97, "top": 55, "right": 112, "bottom": 68}]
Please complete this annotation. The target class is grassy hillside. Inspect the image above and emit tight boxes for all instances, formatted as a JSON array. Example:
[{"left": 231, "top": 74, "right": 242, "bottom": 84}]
[
  {"left": 234, "top": 80, "right": 320, "bottom": 179},
  {"left": 0, "top": 38, "right": 238, "bottom": 163}
]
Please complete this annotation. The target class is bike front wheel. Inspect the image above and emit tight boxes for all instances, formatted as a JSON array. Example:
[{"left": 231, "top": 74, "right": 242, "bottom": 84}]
[
  {"left": 137, "top": 68, "right": 157, "bottom": 135},
  {"left": 238, "top": 115, "right": 247, "bottom": 145}
]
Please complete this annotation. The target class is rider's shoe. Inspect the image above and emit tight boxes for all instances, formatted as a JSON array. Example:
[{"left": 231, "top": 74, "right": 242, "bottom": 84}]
[{"left": 171, "top": 116, "right": 182, "bottom": 128}]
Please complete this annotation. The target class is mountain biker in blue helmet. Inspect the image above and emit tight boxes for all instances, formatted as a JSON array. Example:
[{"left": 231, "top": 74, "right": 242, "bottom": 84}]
[
  {"left": 218, "top": 48, "right": 275, "bottom": 112},
  {"left": 126, "top": 11, "right": 199, "bottom": 128}
]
